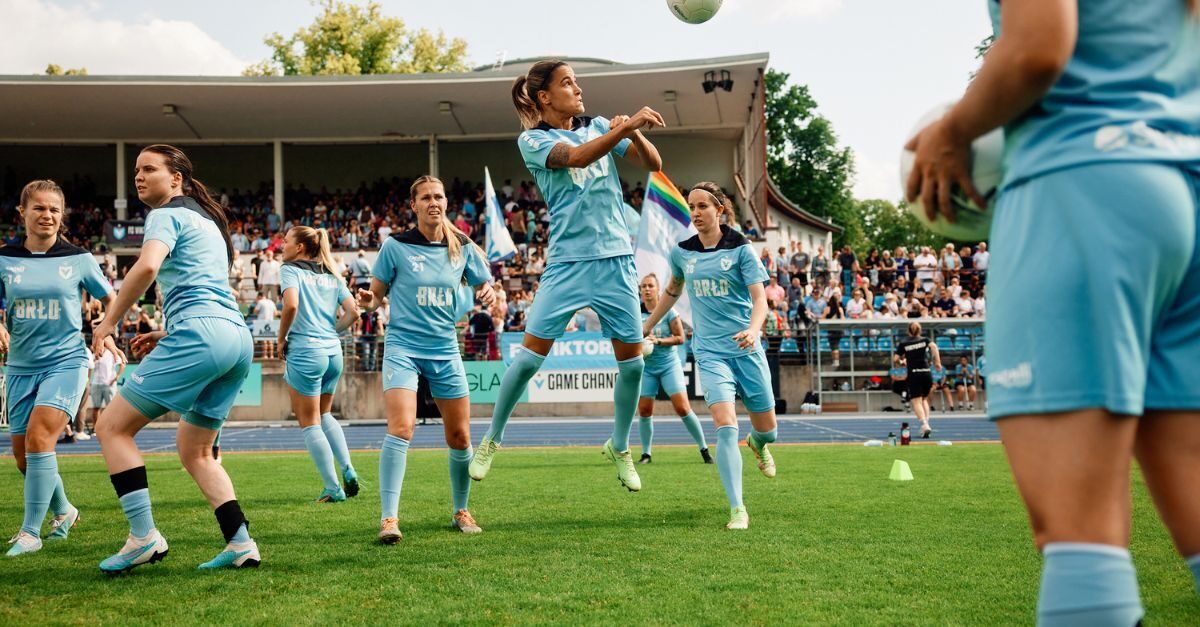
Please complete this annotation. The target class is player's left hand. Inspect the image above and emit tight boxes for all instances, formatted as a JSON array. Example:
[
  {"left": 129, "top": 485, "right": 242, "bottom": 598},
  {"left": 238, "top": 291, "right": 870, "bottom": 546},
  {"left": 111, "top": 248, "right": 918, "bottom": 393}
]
[
  {"left": 476, "top": 282, "right": 497, "bottom": 308},
  {"left": 102, "top": 335, "right": 127, "bottom": 365},
  {"left": 733, "top": 327, "right": 761, "bottom": 350},
  {"left": 904, "top": 117, "right": 987, "bottom": 224}
]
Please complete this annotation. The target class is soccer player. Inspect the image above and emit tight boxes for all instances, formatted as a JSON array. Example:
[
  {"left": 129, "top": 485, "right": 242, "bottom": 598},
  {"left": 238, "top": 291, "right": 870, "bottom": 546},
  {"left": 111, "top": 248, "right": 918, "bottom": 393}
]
[
  {"left": 469, "top": 60, "right": 665, "bottom": 492},
  {"left": 906, "top": 0, "right": 1200, "bottom": 622},
  {"left": 635, "top": 273, "right": 712, "bottom": 465},
  {"left": 930, "top": 360, "right": 953, "bottom": 413},
  {"left": 896, "top": 322, "right": 941, "bottom": 438},
  {"left": 357, "top": 176, "right": 496, "bottom": 543},
  {"left": 90, "top": 144, "right": 259, "bottom": 572},
  {"left": 277, "top": 226, "right": 361, "bottom": 502},
  {"left": 3, "top": 180, "right": 119, "bottom": 556},
  {"left": 643, "top": 182, "right": 778, "bottom": 530}
]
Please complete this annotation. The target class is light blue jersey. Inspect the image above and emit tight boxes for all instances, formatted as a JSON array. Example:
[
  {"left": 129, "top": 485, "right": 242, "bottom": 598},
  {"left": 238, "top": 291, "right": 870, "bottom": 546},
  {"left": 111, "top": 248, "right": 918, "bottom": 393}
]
[
  {"left": 0, "top": 239, "right": 110, "bottom": 375},
  {"left": 990, "top": 0, "right": 1200, "bottom": 188},
  {"left": 931, "top": 364, "right": 947, "bottom": 383},
  {"left": 372, "top": 230, "right": 491, "bottom": 359},
  {"left": 669, "top": 226, "right": 770, "bottom": 360},
  {"left": 280, "top": 260, "right": 352, "bottom": 353},
  {"left": 143, "top": 197, "right": 243, "bottom": 329},
  {"left": 641, "top": 308, "right": 680, "bottom": 371},
  {"left": 518, "top": 116, "right": 633, "bottom": 263}
]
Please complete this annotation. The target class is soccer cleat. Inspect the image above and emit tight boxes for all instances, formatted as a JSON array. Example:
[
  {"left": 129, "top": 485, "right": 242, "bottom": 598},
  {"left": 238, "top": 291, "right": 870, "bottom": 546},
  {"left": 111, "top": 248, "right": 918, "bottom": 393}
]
[
  {"left": 726, "top": 506, "right": 750, "bottom": 530},
  {"left": 6, "top": 531, "right": 42, "bottom": 557},
  {"left": 47, "top": 505, "right": 80, "bottom": 540},
  {"left": 198, "top": 539, "right": 260, "bottom": 570},
  {"left": 637, "top": 453, "right": 652, "bottom": 465},
  {"left": 921, "top": 426, "right": 933, "bottom": 439},
  {"left": 700, "top": 448, "right": 715, "bottom": 464},
  {"left": 601, "top": 439, "right": 642, "bottom": 492},
  {"left": 469, "top": 437, "right": 500, "bottom": 481},
  {"left": 100, "top": 530, "right": 169, "bottom": 574},
  {"left": 342, "top": 466, "right": 360, "bottom": 498},
  {"left": 747, "top": 436, "right": 777, "bottom": 479},
  {"left": 379, "top": 518, "right": 402, "bottom": 544},
  {"left": 452, "top": 509, "right": 483, "bottom": 535},
  {"left": 316, "top": 487, "right": 347, "bottom": 503},
  {"left": 75, "top": 432, "right": 91, "bottom": 441}
]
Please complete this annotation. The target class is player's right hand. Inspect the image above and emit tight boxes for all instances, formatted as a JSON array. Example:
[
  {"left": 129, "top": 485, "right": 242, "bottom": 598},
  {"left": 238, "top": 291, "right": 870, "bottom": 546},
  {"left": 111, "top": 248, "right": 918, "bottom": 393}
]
[
  {"left": 130, "top": 330, "right": 167, "bottom": 360},
  {"left": 0, "top": 324, "right": 9, "bottom": 353},
  {"left": 356, "top": 288, "right": 377, "bottom": 310},
  {"left": 621, "top": 107, "right": 666, "bottom": 134}
]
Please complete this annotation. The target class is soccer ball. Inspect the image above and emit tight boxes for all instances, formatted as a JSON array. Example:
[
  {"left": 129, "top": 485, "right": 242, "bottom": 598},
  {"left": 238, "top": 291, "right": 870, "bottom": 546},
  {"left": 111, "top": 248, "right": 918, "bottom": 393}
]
[
  {"left": 899, "top": 103, "right": 1004, "bottom": 241},
  {"left": 666, "top": 0, "right": 723, "bottom": 24}
]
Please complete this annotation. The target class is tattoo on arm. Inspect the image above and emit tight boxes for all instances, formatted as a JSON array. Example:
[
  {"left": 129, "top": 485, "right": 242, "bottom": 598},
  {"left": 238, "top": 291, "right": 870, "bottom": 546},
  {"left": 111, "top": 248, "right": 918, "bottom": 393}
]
[
  {"left": 546, "top": 143, "right": 570, "bottom": 169},
  {"left": 666, "top": 276, "right": 685, "bottom": 297}
]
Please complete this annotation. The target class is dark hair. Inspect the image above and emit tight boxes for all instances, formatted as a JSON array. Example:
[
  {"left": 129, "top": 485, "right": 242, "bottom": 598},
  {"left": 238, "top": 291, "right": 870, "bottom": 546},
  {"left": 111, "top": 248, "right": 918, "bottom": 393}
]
[
  {"left": 140, "top": 144, "right": 233, "bottom": 265},
  {"left": 690, "top": 181, "right": 730, "bottom": 215},
  {"left": 512, "top": 60, "right": 569, "bottom": 129}
]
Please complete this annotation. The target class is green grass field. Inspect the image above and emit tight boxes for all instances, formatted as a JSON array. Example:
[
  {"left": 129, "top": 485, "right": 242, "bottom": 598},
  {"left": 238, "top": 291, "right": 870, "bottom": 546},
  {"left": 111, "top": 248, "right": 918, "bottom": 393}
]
[{"left": 1, "top": 444, "right": 1197, "bottom": 625}]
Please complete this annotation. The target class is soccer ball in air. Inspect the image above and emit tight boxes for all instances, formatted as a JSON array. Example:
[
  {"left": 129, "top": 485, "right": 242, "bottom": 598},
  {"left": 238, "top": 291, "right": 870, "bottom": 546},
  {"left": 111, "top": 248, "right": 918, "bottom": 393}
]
[
  {"left": 899, "top": 103, "right": 1004, "bottom": 241},
  {"left": 667, "top": 0, "right": 724, "bottom": 24}
]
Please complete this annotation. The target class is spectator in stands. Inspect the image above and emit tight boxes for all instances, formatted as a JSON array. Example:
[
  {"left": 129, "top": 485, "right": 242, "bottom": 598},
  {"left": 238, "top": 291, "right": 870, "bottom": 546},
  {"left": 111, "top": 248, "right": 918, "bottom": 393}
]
[
  {"left": 251, "top": 228, "right": 269, "bottom": 252},
  {"left": 955, "top": 289, "right": 977, "bottom": 318},
  {"left": 837, "top": 246, "right": 857, "bottom": 289},
  {"left": 267, "top": 229, "right": 285, "bottom": 253},
  {"left": 973, "top": 286, "right": 987, "bottom": 317},
  {"left": 864, "top": 248, "right": 881, "bottom": 287},
  {"left": 812, "top": 246, "right": 829, "bottom": 287},
  {"left": 790, "top": 241, "right": 809, "bottom": 288},
  {"left": 787, "top": 276, "right": 806, "bottom": 318},
  {"left": 524, "top": 249, "right": 545, "bottom": 276},
  {"left": 939, "top": 244, "right": 962, "bottom": 282},
  {"left": 378, "top": 220, "right": 394, "bottom": 241},
  {"left": 376, "top": 296, "right": 389, "bottom": 331},
  {"left": 894, "top": 273, "right": 910, "bottom": 298},
  {"left": 959, "top": 245, "right": 975, "bottom": 280},
  {"left": 880, "top": 292, "right": 902, "bottom": 319},
  {"left": 826, "top": 288, "right": 846, "bottom": 368},
  {"left": 229, "top": 249, "right": 244, "bottom": 300},
  {"left": 355, "top": 305, "right": 381, "bottom": 370},
  {"left": 467, "top": 302, "right": 495, "bottom": 360},
  {"left": 933, "top": 287, "right": 956, "bottom": 318},
  {"left": 774, "top": 246, "right": 790, "bottom": 285},
  {"left": 258, "top": 249, "right": 282, "bottom": 302},
  {"left": 846, "top": 288, "right": 870, "bottom": 319},
  {"left": 947, "top": 275, "right": 963, "bottom": 301},
  {"left": 806, "top": 290, "right": 828, "bottom": 321},
  {"left": 350, "top": 250, "right": 372, "bottom": 291},
  {"left": 973, "top": 242, "right": 989, "bottom": 281},
  {"left": 954, "top": 356, "right": 978, "bottom": 411},
  {"left": 231, "top": 225, "right": 249, "bottom": 252},
  {"left": 3, "top": 227, "right": 19, "bottom": 246},
  {"left": 914, "top": 246, "right": 937, "bottom": 292},
  {"left": 254, "top": 291, "right": 278, "bottom": 359},
  {"left": 743, "top": 220, "right": 760, "bottom": 239},
  {"left": 879, "top": 250, "right": 896, "bottom": 287},
  {"left": 764, "top": 276, "right": 786, "bottom": 306}
]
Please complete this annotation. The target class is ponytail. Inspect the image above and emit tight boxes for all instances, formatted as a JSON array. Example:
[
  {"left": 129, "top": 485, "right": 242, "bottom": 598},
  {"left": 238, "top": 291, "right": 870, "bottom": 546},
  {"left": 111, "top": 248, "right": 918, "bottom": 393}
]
[
  {"left": 315, "top": 228, "right": 339, "bottom": 275},
  {"left": 290, "top": 226, "right": 340, "bottom": 275},
  {"left": 512, "top": 60, "right": 568, "bottom": 129},
  {"left": 140, "top": 144, "right": 234, "bottom": 265}
]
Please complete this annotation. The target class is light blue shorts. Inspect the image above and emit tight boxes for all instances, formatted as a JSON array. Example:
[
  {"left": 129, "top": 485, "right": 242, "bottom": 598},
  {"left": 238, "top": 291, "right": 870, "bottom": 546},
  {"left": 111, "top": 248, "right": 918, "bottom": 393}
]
[
  {"left": 284, "top": 345, "right": 344, "bottom": 397},
  {"left": 987, "top": 162, "right": 1200, "bottom": 419},
  {"left": 5, "top": 363, "right": 88, "bottom": 435},
  {"left": 120, "top": 317, "right": 254, "bottom": 430},
  {"left": 383, "top": 352, "right": 468, "bottom": 399},
  {"left": 640, "top": 362, "right": 687, "bottom": 399},
  {"left": 525, "top": 255, "right": 642, "bottom": 344},
  {"left": 697, "top": 350, "right": 775, "bottom": 413}
]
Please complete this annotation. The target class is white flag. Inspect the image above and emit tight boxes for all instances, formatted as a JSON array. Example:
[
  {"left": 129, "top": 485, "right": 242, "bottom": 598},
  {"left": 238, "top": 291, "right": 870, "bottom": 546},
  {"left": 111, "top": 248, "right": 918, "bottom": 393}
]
[
  {"left": 634, "top": 172, "right": 697, "bottom": 323},
  {"left": 484, "top": 167, "right": 516, "bottom": 264}
]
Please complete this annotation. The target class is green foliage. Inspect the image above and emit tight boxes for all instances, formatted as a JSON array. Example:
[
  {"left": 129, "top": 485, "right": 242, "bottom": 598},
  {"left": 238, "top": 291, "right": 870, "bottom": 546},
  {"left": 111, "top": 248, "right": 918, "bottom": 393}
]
[
  {"left": 245, "top": 0, "right": 469, "bottom": 76},
  {"left": 44, "top": 64, "right": 87, "bottom": 76},
  {"left": 855, "top": 198, "right": 946, "bottom": 253},
  {"left": 1, "top": 446, "right": 1195, "bottom": 624}
]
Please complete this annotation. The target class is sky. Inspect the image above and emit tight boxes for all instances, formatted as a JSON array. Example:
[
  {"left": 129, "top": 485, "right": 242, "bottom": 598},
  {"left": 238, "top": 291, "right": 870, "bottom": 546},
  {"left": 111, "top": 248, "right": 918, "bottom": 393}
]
[{"left": 0, "top": 0, "right": 993, "bottom": 201}]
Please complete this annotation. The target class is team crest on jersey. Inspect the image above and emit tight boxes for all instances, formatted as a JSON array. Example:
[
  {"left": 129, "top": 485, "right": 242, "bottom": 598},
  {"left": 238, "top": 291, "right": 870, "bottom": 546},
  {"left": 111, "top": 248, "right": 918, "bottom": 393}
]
[
  {"left": 58, "top": 263, "right": 75, "bottom": 280},
  {"left": 719, "top": 257, "right": 733, "bottom": 271}
]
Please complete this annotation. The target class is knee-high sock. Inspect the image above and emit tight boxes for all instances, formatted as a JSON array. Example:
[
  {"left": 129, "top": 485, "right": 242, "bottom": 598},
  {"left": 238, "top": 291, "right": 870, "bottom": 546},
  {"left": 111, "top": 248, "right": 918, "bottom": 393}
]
[
  {"left": 1037, "top": 543, "right": 1143, "bottom": 627},
  {"left": 379, "top": 435, "right": 409, "bottom": 520},
  {"left": 21, "top": 453, "right": 58, "bottom": 537},
  {"left": 448, "top": 447, "right": 472, "bottom": 513},
  {"left": 48, "top": 473, "right": 70, "bottom": 517},
  {"left": 749, "top": 427, "right": 778, "bottom": 450},
  {"left": 638, "top": 417, "right": 654, "bottom": 456},
  {"left": 1187, "top": 553, "right": 1200, "bottom": 594},
  {"left": 320, "top": 413, "right": 354, "bottom": 472},
  {"left": 680, "top": 411, "right": 707, "bottom": 450},
  {"left": 484, "top": 347, "right": 545, "bottom": 443},
  {"left": 611, "top": 356, "right": 645, "bottom": 452},
  {"left": 111, "top": 466, "right": 155, "bottom": 538},
  {"left": 716, "top": 426, "right": 743, "bottom": 509},
  {"left": 302, "top": 425, "right": 341, "bottom": 492}
]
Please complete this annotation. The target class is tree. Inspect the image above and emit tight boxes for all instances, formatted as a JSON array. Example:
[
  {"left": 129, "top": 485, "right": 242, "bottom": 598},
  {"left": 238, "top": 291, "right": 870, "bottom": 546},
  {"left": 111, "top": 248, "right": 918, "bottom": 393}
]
[
  {"left": 763, "top": 69, "right": 858, "bottom": 248},
  {"left": 45, "top": 64, "right": 87, "bottom": 76},
  {"left": 245, "top": 0, "right": 469, "bottom": 76},
  {"left": 855, "top": 199, "right": 945, "bottom": 253}
]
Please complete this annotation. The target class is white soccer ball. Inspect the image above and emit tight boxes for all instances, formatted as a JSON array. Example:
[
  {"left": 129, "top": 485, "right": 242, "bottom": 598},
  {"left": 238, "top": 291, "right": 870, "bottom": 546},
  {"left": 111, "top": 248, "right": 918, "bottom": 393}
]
[
  {"left": 642, "top": 339, "right": 656, "bottom": 358},
  {"left": 899, "top": 102, "right": 1004, "bottom": 241},
  {"left": 666, "top": 0, "right": 723, "bottom": 24}
]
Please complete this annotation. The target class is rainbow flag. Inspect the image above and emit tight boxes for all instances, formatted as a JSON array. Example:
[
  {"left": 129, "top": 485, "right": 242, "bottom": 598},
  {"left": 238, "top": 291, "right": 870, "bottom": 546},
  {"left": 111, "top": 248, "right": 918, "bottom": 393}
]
[{"left": 635, "top": 171, "right": 696, "bottom": 323}]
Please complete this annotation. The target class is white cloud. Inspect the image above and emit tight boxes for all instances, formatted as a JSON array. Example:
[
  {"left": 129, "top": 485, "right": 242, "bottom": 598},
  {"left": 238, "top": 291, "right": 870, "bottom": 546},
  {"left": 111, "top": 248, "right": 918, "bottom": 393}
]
[
  {"left": 851, "top": 151, "right": 902, "bottom": 202},
  {"left": 725, "top": 0, "right": 845, "bottom": 19},
  {"left": 0, "top": 0, "right": 249, "bottom": 75}
]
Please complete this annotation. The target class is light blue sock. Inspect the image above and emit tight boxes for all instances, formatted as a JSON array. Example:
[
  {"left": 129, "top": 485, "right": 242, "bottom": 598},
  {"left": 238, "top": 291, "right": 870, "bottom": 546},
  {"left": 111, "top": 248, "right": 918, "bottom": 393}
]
[
  {"left": 716, "top": 426, "right": 743, "bottom": 509},
  {"left": 48, "top": 473, "right": 70, "bottom": 516},
  {"left": 680, "top": 411, "right": 708, "bottom": 450},
  {"left": 231, "top": 523, "right": 250, "bottom": 543},
  {"left": 119, "top": 488, "right": 156, "bottom": 538},
  {"left": 21, "top": 453, "right": 58, "bottom": 537},
  {"left": 484, "top": 347, "right": 544, "bottom": 443},
  {"left": 379, "top": 435, "right": 409, "bottom": 520},
  {"left": 1187, "top": 553, "right": 1200, "bottom": 594},
  {"left": 611, "top": 356, "right": 645, "bottom": 452},
  {"left": 320, "top": 413, "right": 354, "bottom": 473},
  {"left": 638, "top": 417, "right": 654, "bottom": 456},
  {"left": 1038, "top": 543, "right": 1143, "bottom": 627},
  {"left": 448, "top": 447, "right": 472, "bottom": 513},
  {"left": 302, "top": 425, "right": 341, "bottom": 492},
  {"left": 750, "top": 427, "right": 778, "bottom": 450}
]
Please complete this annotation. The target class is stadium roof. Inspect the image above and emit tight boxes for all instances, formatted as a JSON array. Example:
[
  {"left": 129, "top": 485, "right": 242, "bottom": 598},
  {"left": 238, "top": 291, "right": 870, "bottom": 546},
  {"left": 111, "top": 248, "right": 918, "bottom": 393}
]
[{"left": 0, "top": 53, "right": 768, "bottom": 143}]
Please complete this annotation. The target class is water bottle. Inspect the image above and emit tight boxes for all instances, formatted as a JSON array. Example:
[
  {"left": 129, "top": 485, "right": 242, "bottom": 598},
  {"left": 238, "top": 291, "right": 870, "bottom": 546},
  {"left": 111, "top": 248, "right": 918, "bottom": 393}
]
[
  {"left": 888, "top": 432, "right": 897, "bottom": 447},
  {"left": 900, "top": 422, "right": 911, "bottom": 446}
]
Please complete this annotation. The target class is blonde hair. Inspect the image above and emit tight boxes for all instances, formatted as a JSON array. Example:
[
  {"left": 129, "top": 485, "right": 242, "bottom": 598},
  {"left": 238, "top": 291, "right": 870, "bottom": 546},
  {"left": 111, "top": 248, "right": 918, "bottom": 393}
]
[
  {"left": 512, "top": 60, "right": 569, "bottom": 130},
  {"left": 289, "top": 226, "right": 339, "bottom": 275},
  {"left": 908, "top": 321, "right": 922, "bottom": 337},
  {"left": 19, "top": 179, "right": 64, "bottom": 208},
  {"left": 409, "top": 175, "right": 481, "bottom": 264}
]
